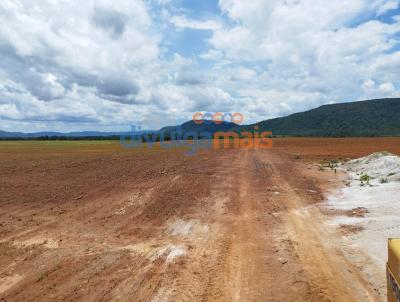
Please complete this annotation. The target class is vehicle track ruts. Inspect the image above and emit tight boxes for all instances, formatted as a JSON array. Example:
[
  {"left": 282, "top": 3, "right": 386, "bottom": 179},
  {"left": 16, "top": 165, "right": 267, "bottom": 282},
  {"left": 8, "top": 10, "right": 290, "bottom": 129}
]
[{"left": 0, "top": 143, "right": 387, "bottom": 301}]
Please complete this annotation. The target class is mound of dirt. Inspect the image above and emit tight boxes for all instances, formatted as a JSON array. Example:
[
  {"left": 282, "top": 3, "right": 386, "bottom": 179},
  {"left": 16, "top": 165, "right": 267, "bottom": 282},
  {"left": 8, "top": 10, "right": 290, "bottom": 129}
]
[
  {"left": 346, "top": 151, "right": 400, "bottom": 183},
  {"left": 326, "top": 151, "right": 400, "bottom": 298}
]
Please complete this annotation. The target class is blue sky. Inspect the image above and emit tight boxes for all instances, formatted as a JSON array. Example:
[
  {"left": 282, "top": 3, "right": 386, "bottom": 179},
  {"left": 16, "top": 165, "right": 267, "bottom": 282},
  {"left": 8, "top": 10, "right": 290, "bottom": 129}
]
[{"left": 0, "top": 0, "right": 399, "bottom": 132}]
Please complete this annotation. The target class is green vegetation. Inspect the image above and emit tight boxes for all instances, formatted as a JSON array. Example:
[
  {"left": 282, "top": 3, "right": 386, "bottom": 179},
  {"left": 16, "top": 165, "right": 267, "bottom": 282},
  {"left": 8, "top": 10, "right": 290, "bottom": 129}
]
[
  {"left": 2, "top": 98, "right": 400, "bottom": 140},
  {"left": 318, "top": 159, "right": 339, "bottom": 172},
  {"left": 360, "top": 173, "right": 371, "bottom": 186},
  {"left": 0, "top": 135, "right": 122, "bottom": 141},
  {"left": 236, "top": 98, "right": 400, "bottom": 137},
  {"left": 0, "top": 140, "right": 113, "bottom": 148},
  {"left": 380, "top": 177, "right": 389, "bottom": 184},
  {"left": 0, "top": 140, "right": 118, "bottom": 153}
]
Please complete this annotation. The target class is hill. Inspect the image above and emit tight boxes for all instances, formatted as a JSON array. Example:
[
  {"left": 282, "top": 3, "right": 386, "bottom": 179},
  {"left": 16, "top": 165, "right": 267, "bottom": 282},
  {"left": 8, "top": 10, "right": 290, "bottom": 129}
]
[
  {"left": 0, "top": 130, "right": 133, "bottom": 139},
  {"left": 160, "top": 120, "right": 238, "bottom": 137},
  {"left": 1, "top": 98, "right": 400, "bottom": 139},
  {"left": 239, "top": 98, "right": 400, "bottom": 137}
]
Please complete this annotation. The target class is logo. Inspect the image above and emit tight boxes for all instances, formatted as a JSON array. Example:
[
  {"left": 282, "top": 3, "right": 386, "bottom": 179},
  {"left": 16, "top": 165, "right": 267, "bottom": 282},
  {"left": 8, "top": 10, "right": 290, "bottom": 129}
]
[
  {"left": 120, "top": 113, "right": 273, "bottom": 156},
  {"left": 192, "top": 112, "right": 244, "bottom": 125}
]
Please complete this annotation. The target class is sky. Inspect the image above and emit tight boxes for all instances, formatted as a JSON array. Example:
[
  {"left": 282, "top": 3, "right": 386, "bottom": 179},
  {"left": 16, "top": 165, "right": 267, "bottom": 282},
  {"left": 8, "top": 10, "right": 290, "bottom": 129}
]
[{"left": 0, "top": 0, "right": 399, "bottom": 132}]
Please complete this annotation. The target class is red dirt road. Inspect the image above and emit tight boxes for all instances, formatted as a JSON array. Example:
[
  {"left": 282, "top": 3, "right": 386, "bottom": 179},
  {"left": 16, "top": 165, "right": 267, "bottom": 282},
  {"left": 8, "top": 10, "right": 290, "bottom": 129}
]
[{"left": 1, "top": 139, "right": 398, "bottom": 301}]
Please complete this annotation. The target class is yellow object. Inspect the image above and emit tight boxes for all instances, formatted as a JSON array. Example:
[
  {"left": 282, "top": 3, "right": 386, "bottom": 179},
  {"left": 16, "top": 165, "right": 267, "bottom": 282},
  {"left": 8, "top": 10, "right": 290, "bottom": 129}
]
[{"left": 387, "top": 239, "right": 400, "bottom": 302}]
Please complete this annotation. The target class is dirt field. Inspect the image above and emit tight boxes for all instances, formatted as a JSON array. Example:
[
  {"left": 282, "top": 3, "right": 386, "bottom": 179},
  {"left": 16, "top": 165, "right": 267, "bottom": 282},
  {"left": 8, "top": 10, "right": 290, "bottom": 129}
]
[{"left": 1, "top": 138, "right": 400, "bottom": 301}]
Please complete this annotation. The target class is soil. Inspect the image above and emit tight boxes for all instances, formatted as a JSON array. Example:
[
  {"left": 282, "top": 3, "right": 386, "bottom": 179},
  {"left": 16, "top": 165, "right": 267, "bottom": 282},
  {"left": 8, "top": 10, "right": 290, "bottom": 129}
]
[{"left": 1, "top": 138, "right": 399, "bottom": 301}]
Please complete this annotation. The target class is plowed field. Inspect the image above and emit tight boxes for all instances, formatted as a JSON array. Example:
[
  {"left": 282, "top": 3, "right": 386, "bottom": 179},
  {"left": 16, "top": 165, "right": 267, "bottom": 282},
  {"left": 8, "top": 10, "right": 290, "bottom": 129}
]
[{"left": 1, "top": 138, "right": 400, "bottom": 301}]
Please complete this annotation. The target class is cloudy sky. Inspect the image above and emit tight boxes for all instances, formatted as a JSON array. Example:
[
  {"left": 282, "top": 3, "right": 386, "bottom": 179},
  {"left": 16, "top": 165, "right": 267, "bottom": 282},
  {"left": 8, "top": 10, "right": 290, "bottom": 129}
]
[{"left": 0, "top": 0, "right": 399, "bottom": 132}]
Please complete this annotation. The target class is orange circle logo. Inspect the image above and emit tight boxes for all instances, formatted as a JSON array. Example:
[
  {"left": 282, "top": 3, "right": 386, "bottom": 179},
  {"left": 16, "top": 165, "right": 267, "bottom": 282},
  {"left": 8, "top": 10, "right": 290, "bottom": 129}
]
[
  {"left": 192, "top": 112, "right": 204, "bottom": 124},
  {"left": 232, "top": 112, "right": 244, "bottom": 124},
  {"left": 213, "top": 112, "right": 223, "bottom": 124}
]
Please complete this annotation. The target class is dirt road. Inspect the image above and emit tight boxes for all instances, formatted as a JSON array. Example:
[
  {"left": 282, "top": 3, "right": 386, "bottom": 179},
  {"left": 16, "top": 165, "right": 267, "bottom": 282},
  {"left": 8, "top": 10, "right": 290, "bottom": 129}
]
[{"left": 0, "top": 141, "right": 387, "bottom": 301}]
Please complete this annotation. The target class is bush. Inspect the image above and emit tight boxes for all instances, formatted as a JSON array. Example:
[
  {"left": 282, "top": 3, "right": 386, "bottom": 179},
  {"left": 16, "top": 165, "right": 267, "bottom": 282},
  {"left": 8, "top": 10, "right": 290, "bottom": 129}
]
[
  {"left": 360, "top": 173, "right": 371, "bottom": 186},
  {"left": 380, "top": 177, "right": 388, "bottom": 184}
]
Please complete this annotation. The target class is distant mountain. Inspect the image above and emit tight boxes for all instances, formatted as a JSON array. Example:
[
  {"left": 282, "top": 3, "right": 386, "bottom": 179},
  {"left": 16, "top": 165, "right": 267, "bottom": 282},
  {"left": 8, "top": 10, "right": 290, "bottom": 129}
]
[
  {"left": 0, "top": 130, "right": 26, "bottom": 138},
  {"left": 0, "top": 130, "right": 133, "bottom": 139},
  {"left": 238, "top": 98, "right": 400, "bottom": 137},
  {"left": 0, "top": 120, "right": 239, "bottom": 139},
  {"left": 160, "top": 120, "right": 238, "bottom": 136},
  {"left": 1, "top": 98, "right": 400, "bottom": 139}
]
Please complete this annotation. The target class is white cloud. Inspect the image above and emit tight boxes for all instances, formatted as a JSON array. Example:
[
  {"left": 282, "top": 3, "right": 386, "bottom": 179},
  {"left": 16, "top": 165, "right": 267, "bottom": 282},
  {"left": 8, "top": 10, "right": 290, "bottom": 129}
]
[
  {"left": 204, "top": 0, "right": 400, "bottom": 121},
  {"left": 0, "top": 0, "right": 164, "bottom": 130},
  {"left": 170, "top": 15, "right": 222, "bottom": 31},
  {"left": 199, "top": 49, "right": 224, "bottom": 60},
  {"left": 0, "top": 0, "right": 399, "bottom": 132},
  {"left": 362, "top": 79, "right": 376, "bottom": 90},
  {"left": 379, "top": 82, "right": 396, "bottom": 93},
  {"left": 375, "top": 0, "right": 400, "bottom": 15}
]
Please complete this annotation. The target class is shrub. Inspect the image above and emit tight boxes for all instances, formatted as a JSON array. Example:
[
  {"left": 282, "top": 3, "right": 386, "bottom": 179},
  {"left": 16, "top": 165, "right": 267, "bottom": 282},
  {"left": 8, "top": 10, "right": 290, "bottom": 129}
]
[{"left": 360, "top": 173, "right": 371, "bottom": 186}]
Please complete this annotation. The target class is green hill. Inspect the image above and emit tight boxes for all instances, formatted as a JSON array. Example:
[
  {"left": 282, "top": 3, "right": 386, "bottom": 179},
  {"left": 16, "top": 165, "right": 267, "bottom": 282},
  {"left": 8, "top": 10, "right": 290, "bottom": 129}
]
[
  {"left": 160, "top": 120, "right": 238, "bottom": 137},
  {"left": 239, "top": 98, "right": 400, "bottom": 137},
  {"left": 2, "top": 98, "right": 399, "bottom": 139}
]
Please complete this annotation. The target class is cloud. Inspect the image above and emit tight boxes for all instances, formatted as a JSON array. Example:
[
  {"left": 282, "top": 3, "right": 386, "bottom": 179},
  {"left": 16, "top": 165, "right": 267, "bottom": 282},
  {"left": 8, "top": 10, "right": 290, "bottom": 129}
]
[
  {"left": 92, "top": 7, "right": 127, "bottom": 38},
  {"left": 205, "top": 0, "right": 400, "bottom": 118},
  {"left": 199, "top": 49, "right": 224, "bottom": 60},
  {"left": 96, "top": 76, "right": 139, "bottom": 98},
  {"left": 0, "top": 0, "right": 162, "bottom": 129},
  {"left": 0, "top": 0, "right": 399, "bottom": 132},
  {"left": 375, "top": 0, "right": 400, "bottom": 15},
  {"left": 379, "top": 82, "right": 396, "bottom": 94},
  {"left": 175, "top": 72, "right": 205, "bottom": 86},
  {"left": 170, "top": 15, "right": 222, "bottom": 31}
]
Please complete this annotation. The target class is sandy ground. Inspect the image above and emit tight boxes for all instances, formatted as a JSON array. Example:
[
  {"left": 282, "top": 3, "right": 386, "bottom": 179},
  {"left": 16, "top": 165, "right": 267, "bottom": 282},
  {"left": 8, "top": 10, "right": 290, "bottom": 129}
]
[
  {"left": 1, "top": 139, "right": 399, "bottom": 301},
  {"left": 322, "top": 152, "right": 400, "bottom": 300}
]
